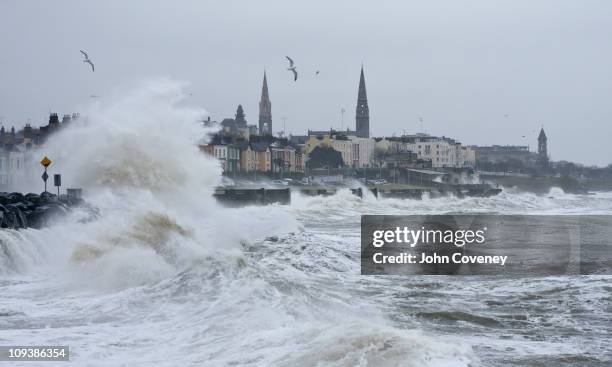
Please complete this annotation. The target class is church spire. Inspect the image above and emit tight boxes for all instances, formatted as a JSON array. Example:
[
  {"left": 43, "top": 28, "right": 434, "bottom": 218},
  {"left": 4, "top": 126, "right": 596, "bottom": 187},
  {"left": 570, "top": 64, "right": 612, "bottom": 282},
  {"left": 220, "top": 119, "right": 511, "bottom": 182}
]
[
  {"left": 358, "top": 67, "right": 367, "bottom": 101},
  {"left": 259, "top": 71, "right": 272, "bottom": 135},
  {"left": 538, "top": 127, "right": 547, "bottom": 142},
  {"left": 262, "top": 71, "right": 269, "bottom": 100},
  {"left": 537, "top": 127, "right": 549, "bottom": 169},
  {"left": 235, "top": 104, "right": 246, "bottom": 127},
  {"left": 356, "top": 66, "right": 370, "bottom": 138}
]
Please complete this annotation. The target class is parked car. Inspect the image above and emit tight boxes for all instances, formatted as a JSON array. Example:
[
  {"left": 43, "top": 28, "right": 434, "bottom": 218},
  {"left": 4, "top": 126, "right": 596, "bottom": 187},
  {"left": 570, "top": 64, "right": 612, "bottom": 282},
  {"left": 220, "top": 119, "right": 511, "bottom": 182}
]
[{"left": 283, "top": 178, "right": 304, "bottom": 186}]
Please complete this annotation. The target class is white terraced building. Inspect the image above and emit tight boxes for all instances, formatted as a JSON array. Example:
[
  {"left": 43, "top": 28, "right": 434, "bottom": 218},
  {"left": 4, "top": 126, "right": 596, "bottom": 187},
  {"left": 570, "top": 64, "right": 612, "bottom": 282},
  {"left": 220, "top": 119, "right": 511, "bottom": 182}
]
[{"left": 375, "top": 134, "right": 475, "bottom": 168}]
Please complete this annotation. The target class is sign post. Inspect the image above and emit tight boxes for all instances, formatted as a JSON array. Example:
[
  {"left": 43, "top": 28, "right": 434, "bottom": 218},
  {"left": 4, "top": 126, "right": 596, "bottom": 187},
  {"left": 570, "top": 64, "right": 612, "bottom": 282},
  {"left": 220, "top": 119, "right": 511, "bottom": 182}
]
[
  {"left": 54, "top": 174, "right": 62, "bottom": 196},
  {"left": 40, "top": 156, "right": 52, "bottom": 193}
]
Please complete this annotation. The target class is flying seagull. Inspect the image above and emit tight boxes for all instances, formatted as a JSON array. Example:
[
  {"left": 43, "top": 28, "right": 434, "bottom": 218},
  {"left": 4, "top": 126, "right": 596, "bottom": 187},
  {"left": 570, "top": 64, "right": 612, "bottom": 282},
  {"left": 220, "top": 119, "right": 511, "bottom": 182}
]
[
  {"left": 80, "top": 50, "right": 95, "bottom": 72},
  {"left": 285, "top": 56, "right": 298, "bottom": 81}
]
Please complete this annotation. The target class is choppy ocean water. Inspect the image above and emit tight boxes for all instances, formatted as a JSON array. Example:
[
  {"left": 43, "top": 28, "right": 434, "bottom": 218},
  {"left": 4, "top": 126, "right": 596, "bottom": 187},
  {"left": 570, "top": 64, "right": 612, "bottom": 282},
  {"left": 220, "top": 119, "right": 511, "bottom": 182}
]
[{"left": 1, "top": 188, "right": 611, "bottom": 366}]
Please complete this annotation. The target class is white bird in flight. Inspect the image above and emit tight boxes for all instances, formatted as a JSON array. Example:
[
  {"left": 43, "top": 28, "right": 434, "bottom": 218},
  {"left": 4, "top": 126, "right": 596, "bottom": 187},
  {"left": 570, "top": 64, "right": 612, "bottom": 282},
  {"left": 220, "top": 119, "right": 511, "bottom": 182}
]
[
  {"left": 80, "top": 50, "right": 95, "bottom": 72},
  {"left": 285, "top": 56, "right": 298, "bottom": 81}
]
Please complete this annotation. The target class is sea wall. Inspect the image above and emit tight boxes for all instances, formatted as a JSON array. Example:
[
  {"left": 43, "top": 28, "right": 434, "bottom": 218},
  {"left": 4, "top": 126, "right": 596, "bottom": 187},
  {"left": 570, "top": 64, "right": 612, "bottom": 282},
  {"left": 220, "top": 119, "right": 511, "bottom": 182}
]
[
  {"left": 0, "top": 192, "right": 88, "bottom": 229},
  {"left": 480, "top": 175, "right": 598, "bottom": 194}
]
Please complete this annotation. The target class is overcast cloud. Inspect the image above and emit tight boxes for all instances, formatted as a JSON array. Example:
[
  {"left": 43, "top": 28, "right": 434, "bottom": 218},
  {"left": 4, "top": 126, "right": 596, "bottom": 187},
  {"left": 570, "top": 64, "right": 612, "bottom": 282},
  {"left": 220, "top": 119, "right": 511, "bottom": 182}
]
[{"left": 1, "top": 0, "right": 611, "bottom": 166}]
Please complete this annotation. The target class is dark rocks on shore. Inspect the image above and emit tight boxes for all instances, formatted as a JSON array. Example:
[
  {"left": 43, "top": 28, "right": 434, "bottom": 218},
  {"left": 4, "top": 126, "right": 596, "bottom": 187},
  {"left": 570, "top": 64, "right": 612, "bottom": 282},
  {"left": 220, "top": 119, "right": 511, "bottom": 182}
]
[{"left": 0, "top": 191, "right": 88, "bottom": 230}]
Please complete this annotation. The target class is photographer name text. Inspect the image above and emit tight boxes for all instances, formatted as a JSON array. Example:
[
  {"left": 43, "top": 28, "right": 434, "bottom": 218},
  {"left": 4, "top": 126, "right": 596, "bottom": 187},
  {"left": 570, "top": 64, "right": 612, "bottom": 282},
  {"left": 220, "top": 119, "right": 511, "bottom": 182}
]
[{"left": 370, "top": 226, "right": 507, "bottom": 266}]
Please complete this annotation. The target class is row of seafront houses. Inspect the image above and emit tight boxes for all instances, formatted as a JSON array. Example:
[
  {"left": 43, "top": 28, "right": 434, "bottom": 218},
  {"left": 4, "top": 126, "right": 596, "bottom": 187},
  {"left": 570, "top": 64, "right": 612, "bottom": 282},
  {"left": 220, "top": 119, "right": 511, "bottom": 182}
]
[{"left": 198, "top": 105, "right": 477, "bottom": 176}]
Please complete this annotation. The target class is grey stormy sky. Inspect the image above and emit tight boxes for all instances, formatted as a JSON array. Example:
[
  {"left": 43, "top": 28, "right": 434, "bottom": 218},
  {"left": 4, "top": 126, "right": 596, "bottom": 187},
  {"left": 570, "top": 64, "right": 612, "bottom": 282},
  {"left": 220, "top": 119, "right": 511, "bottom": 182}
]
[{"left": 1, "top": 0, "right": 612, "bottom": 166}]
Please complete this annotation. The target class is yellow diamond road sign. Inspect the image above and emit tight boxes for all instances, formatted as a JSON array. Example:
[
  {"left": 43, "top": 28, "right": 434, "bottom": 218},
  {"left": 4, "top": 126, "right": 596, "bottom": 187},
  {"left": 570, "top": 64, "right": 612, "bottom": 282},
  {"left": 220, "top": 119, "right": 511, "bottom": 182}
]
[{"left": 40, "top": 156, "right": 52, "bottom": 168}]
